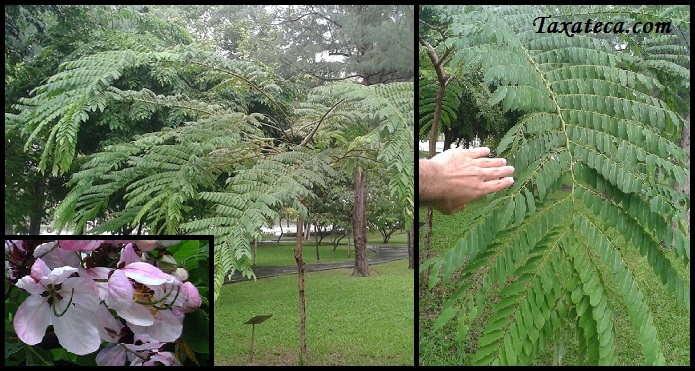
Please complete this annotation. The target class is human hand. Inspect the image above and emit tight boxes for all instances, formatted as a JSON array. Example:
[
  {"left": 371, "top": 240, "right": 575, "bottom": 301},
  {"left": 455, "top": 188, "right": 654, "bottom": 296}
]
[{"left": 419, "top": 147, "right": 515, "bottom": 215}]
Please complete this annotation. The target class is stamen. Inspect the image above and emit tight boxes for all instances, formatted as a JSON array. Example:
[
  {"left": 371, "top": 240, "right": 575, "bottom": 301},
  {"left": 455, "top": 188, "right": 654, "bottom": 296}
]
[
  {"left": 53, "top": 288, "right": 75, "bottom": 317},
  {"left": 135, "top": 284, "right": 179, "bottom": 307},
  {"left": 152, "top": 285, "right": 181, "bottom": 310}
]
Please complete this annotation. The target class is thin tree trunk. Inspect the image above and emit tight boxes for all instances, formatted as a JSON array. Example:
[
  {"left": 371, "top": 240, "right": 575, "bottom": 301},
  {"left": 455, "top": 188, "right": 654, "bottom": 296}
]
[
  {"left": 421, "top": 207, "right": 433, "bottom": 289},
  {"left": 419, "top": 35, "right": 449, "bottom": 290},
  {"left": 294, "top": 214, "right": 307, "bottom": 365},
  {"left": 304, "top": 221, "right": 311, "bottom": 240},
  {"left": 28, "top": 177, "right": 45, "bottom": 235},
  {"left": 352, "top": 166, "right": 369, "bottom": 276},
  {"left": 347, "top": 230, "right": 351, "bottom": 258},
  {"left": 407, "top": 222, "right": 414, "bottom": 269},
  {"left": 253, "top": 238, "right": 258, "bottom": 266},
  {"left": 315, "top": 224, "right": 320, "bottom": 261}
]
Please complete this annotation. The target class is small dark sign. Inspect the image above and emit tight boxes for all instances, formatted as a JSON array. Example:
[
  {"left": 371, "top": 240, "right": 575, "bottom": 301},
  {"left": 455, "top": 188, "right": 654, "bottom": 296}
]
[{"left": 245, "top": 315, "right": 272, "bottom": 325}]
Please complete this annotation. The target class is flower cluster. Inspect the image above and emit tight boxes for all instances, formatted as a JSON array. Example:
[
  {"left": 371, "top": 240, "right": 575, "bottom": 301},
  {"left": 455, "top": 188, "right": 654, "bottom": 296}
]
[{"left": 6, "top": 240, "right": 203, "bottom": 366}]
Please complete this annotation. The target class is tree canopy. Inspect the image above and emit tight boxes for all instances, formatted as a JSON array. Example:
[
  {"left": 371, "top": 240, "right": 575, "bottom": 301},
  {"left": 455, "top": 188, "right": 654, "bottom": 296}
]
[{"left": 5, "top": 5, "right": 414, "bottom": 303}]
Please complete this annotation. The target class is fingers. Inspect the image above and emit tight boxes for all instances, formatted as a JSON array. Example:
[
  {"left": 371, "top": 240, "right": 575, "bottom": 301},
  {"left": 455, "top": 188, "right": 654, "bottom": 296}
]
[
  {"left": 463, "top": 147, "right": 491, "bottom": 159},
  {"left": 476, "top": 157, "right": 507, "bottom": 168},
  {"left": 484, "top": 177, "right": 515, "bottom": 193},
  {"left": 480, "top": 165, "right": 515, "bottom": 181}
]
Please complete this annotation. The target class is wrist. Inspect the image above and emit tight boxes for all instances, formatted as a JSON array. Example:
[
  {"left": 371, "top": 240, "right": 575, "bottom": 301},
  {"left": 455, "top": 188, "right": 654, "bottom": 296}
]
[{"left": 419, "top": 159, "right": 444, "bottom": 205}]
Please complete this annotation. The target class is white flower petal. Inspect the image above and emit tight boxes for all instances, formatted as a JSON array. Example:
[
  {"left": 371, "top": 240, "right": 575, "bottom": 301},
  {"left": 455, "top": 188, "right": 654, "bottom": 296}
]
[
  {"left": 40, "top": 265, "right": 79, "bottom": 286},
  {"left": 13, "top": 295, "right": 51, "bottom": 345},
  {"left": 95, "top": 303, "right": 123, "bottom": 342},
  {"left": 15, "top": 276, "right": 46, "bottom": 295},
  {"left": 122, "top": 262, "right": 172, "bottom": 285},
  {"left": 53, "top": 306, "right": 101, "bottom": 355},
  {"left": 30, "top": 258, "right": 52, "bottom": 281},
  {"left": 106, "top": 270, "right": 134, "bottom": 309},
  {"left": 132, "top": 310, "right": 182, "bottom": 343},
  {"left": 39, "top": 246, "right": 81, "bottom": 269},
  {"left": 96, "top": 344, "right": 127, "bottom": 366},
  {"left": 119, "top": 302, "right": 156, "bottom": 326},
  {"left": 61, "top": 276, "right": 100, "bottom": 310}
]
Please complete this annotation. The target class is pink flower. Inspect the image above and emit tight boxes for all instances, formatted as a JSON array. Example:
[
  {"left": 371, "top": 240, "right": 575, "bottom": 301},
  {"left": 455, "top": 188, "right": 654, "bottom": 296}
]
[
  {"left": 179, "top": 281, "right": 202, "bottom": 313},
  {"left": 96, "top": 334, "right": 170, "bottom": 366},
  {"left": 110, "top": 240, "right": 180, "bottom": 251},
  {"left": 13, "top": 259, "right": 101, "bottom": 355},
  {"left": 58, "top": 240, "right": 104, "bottom": 252},
  {"left": 132, "top": 351, "right": 181, "bottom": 366},
  {"left": 34, "top": 241, "right": 80, "bottom": 268},
  {"left": 106, "top": 262, "right": 183, "bottom": 342}
]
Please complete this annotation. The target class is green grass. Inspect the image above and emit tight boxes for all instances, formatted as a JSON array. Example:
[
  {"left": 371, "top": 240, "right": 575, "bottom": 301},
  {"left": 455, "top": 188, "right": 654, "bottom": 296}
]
[
  {"left": 215, "top": 260, "right": 414, "bottom": 366},
  {"left": 419, "top": 191, "right": 690, "bottom": 366},
  {"left": 253, "top": 230, "right": 407, "bottom": 266}
]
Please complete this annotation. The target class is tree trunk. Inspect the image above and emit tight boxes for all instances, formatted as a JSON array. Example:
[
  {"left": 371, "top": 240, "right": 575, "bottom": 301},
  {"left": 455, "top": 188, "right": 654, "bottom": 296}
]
[
  {"left": 419, "top": 36, "right": 448, "bottom": 291},
  {"left": 315, "top": 225, "right": 320, "bottom": 261},
  {"left": 253, "top": 238, "right": 258, "bottom": 266},
  {"left": 407, "top": 222, "right": 414, "bottom": 269},
  {"left": 421, "top": 207, "right": 433, "bottom": 289},
  {"left": 347, "top": 230, "right": 351, "bottom": 258},
  {"left": 443, "top": 125, "right": 453, "bottom": 152},
  {"left": 277, "top": 218, "right": 284, "bottom": 243},
  {"left": 352, "top": 166, "right": 369, "bottom": 276},
  {"left": 294, "top": 215, "right": 307, "bottom": 365},
  {"left": 304, "top": 221, "right": 311, "bottom": 240},
  {"left": 28, "top": 177, "right": 46, "bottom": 235}
]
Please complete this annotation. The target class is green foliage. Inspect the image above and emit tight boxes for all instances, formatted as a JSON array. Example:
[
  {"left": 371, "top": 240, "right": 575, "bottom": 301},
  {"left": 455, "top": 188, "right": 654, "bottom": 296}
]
[
  {"left": 10, "top": 6, "right": 414, "bottom": 307},
  {"left": 184, "top": 150, "right": 337, "bottom": 303},
  {"left": 418, "top": 67, "right": 461, "bottom": 137},
  {"left": 45, "top": 52, "right": 413, "bottom": 305},
  {"left": 423, "top": 5, "right": 690, "bottom": 366},
  {"left": 299, "top": 81, "right": 415, "bottom": 225}
]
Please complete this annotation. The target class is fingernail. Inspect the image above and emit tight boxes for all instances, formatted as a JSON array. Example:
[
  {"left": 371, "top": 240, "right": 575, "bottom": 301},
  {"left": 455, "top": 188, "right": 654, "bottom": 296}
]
[
  {"left": 508, "top": 166, "right": 515, "bottom": 172},
  {"left": 509, "top": 177, "right": 515, "bottom": 184}
]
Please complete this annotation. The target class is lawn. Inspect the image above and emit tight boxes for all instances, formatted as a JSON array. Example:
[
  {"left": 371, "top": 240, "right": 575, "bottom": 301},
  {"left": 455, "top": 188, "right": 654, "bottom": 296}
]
[
  {"left": 253, "top": 230, "right": 408, "bottom": 266},
  {"left": 215, "top": 260, "right": 414, "bottom": 366},
  {"left": 419, "top": 191, "right": 690, "bottom": 366}
]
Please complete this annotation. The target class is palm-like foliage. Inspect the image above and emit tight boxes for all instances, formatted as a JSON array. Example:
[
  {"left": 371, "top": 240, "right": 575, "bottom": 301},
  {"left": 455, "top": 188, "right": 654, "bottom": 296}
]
[{"left": 422, "top": 5, "right": 689, "bottom": 365}]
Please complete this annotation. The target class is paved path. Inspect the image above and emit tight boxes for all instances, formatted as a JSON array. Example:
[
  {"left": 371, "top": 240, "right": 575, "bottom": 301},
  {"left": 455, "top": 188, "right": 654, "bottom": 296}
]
[{"left": 226, "top": 244, "right": 409, "bottom": 283}]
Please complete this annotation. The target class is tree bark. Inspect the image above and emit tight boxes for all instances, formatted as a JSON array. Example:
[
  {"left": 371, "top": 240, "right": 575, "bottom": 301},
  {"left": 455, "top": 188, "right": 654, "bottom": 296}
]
[
  {"left": 352, "top": 166, "right": 369, "bottom": 276},
  {"left": 294, "top": 214, "right": 307, "bottom": 365},
  {"left": 28, "top": 177, "right": 46, "bottom": 235}
]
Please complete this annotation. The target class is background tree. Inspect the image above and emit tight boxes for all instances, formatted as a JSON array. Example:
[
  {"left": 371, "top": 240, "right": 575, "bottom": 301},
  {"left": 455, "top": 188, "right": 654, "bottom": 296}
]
[
  {"left": 262, "top": 5, "right": 415, "bottom": 275},
  {"left": 5, "top": 5, "right": 193, "bottom": 234},
  {"left": 367, "top": 170, "right": 405, "bottom": 243}
]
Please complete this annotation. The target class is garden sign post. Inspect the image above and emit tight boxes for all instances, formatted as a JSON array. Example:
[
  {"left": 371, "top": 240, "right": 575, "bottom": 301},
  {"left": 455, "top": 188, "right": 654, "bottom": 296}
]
[{"left": 245, "top": 315, "right": 272, "bottom": 363}]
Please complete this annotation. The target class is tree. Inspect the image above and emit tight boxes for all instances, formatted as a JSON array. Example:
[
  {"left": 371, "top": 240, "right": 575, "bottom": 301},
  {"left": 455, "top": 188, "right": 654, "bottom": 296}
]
[
  {"left": 6, "top": 7, "right": 415, "bottom": 366},
  {"left": 5, "top": 5, "right": 194, "bottom": 234},
  {"left": 367, "top": 171, "right": 404, "bottom": 243},
  {"left": 262, "top": 5, "right": 415, "bottom": 276},
  {"left": 306, "top": 169, "right": 354, "bottom": 259},
  {"left": 421, "top": 5, "right": 690, "bottom": 366}
]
